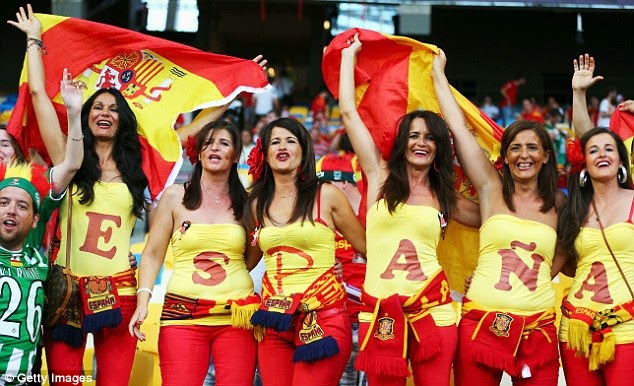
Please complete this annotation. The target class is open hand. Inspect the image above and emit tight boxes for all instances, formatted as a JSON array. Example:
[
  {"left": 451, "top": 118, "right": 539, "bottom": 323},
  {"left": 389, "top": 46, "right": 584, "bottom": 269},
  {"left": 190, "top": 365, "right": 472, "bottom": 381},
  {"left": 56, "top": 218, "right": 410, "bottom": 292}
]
[
  {"left": 7, "top": 4, "right": 41, "bottom": 40},
  {"left": 572, "top": 53, "right": 603, "bottom": 92}
]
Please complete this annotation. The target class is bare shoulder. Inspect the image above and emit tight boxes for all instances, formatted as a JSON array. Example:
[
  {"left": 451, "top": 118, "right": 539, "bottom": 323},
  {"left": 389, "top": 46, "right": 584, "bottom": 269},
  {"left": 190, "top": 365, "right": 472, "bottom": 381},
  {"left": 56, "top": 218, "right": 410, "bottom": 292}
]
[
  {"left": 320, "top": 182, "right": 345, "bottom": 203},
  {"left": 160, "top": 184, "right": 185, "bottom": 204}
]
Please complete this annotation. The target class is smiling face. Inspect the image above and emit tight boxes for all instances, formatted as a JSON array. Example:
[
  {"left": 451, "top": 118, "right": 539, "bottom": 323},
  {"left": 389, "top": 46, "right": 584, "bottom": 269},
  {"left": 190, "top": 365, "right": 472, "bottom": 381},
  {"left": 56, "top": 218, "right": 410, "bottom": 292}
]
[
  {"left": 504, "top": 129, "right": 549, "bottom": 182},
  {"left": 88, "top": 92, "right": 120, "bottom": 140},
  {"left": 266, "top": 126, "right": 302, "bottom": 174},
  {"left": 199, "top": 128, "right": 237, "bottom": 173},
  {"left": 405, "top": 117, "right": 436, "bottom": 169},
  {"left": 0, "top": 186, "right": 37, "bottom": 250},
  {"left": 584, "top": 132, "right": 621, "bottom": 183}
]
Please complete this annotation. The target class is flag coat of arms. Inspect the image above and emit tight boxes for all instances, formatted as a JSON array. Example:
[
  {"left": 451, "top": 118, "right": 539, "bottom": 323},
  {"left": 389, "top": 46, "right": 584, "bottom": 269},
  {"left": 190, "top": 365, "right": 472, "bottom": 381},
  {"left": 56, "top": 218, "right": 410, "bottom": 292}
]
[
  {"left": 322, "top": 28, "right": 505, "bottom": 293},
  {"left": 8, "top": 14, "right": 270, "bottom": 199}
]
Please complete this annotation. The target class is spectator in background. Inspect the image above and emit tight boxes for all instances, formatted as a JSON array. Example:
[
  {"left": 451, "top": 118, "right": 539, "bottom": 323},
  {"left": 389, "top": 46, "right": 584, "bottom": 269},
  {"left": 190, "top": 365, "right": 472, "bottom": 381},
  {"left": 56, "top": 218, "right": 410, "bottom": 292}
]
[
  {"left": 598, "top": 87, "right": 617, "bottom": 127},
  {"left": 311, "top": 125, "right": 331, "bottom": 161},
  {"left": 275, "top": 68, "right": 294, "bottom": 107},
  {"left": 500, "top": 75, "right": 526, "bottom": 127},
  {"left": 254, "top": 82, "right": 279, "bottom": 122},
  {"left": 520, "top": 98, "right": 545, "bottom": 123},
  {"left": 311, "top": 90, "right": 329, "bottom": 128},
  {"left": 480, "top": 96, "right": 500, "bottom": 125},
  {"left": 238, "top": 128, "right": 256, "bottom": 188},
  {"left": 0, "top": 124, "right": 29, "bottom": 164}
]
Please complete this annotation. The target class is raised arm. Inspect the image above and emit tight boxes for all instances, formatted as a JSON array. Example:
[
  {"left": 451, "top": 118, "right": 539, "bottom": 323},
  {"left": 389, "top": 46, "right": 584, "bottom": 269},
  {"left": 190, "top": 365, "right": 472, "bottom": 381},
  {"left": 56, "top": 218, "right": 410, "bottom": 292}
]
[
  {"left": 8, "top": 4, "right": 66, "bottom": 165},
  {"left": 571, "top": 54, "right": 603, "bottom": 138},
  {"left": 175, "top": 55, "right": 268, "bottom": 146},
  {"left": 339, "top": 34, "right": 383, "bottom": 204},
  {"left": 431, "top": 49, "right": 500, "bottom": 211},
  {"left": 50, "top": 69, "right": 85, "bottom": 196},
  {"left": 128, "top": 186, "right": 177, "bottom": 340}
]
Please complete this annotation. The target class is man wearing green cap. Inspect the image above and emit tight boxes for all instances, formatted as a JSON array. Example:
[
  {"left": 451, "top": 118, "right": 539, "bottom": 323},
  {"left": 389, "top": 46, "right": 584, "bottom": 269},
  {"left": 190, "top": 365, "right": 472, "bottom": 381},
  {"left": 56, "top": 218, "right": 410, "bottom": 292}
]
[{"left": 0, "top": 176, "right": 50, "bottom": 385}]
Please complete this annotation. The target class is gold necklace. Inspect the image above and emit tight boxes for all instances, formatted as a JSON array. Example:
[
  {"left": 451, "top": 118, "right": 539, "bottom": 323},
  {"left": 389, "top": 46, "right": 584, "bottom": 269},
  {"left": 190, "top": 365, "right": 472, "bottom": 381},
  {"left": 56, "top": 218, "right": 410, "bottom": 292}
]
[
  {"left": 201, "top": 183, "right": 227, "bottom": 204},
  {"left": 279, "top": 192, "right": 296, "bottom": 199}
]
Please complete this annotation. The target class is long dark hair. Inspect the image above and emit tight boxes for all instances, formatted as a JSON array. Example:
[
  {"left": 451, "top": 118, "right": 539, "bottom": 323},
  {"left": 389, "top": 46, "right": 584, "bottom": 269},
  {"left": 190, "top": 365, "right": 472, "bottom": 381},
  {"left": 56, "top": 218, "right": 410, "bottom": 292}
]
[
  {"left": 73, "top": 88, "right": 147, "bottom": 218},
  {"left": 247, "top": 117, "right": 320, "bottom": 227},
  {"left": 379, "top": 110, "right": 457, "bottom": 219},
  {"left": 500, "top": 121, "right": 558, "bottom": 213},
  {"left": 183, "top": 121, "right": 246, "bottom": 220},
  {"left": 0, "top": 125, "right": 28, "bottom": 163},
  {"left": 558, "top": 127, "right": 633, "bottom": 261}
]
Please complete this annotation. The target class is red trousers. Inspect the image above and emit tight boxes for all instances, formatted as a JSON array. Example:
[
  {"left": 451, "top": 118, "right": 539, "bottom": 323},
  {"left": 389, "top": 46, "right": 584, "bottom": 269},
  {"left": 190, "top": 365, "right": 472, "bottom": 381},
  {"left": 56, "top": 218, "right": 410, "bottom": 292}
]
[
  {"left": 258, "top": 310, "right": 351, "bottom": 386},
  {"left": 159, "top": 324, "right": 257, "bottom": 386},
  {"left": 44, "top": 295, "right": 137, "bottom": 386},
  {"left": 358, "top": 322, "right": 457, "bottom": 386},
  {"left": 454, "top": 317, "right": 559, "bottom": 386},
  {"left": 560, "top": 342, "right": 634, "bottom": 386}
]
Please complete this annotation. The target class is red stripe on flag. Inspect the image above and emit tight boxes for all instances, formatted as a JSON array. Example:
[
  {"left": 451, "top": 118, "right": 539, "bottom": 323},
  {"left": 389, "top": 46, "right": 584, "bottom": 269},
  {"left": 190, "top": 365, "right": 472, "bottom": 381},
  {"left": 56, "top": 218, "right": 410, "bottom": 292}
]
[{"left": 322, "top": 29, "right": 412, "bottom": 157}]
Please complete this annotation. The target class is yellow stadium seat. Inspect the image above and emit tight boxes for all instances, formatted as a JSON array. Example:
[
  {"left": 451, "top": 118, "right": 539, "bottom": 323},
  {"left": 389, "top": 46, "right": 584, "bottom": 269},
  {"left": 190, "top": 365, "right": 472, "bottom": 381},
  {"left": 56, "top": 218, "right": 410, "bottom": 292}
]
[{"left": 289, "top": 106, "right": 309, "bottom": 123}]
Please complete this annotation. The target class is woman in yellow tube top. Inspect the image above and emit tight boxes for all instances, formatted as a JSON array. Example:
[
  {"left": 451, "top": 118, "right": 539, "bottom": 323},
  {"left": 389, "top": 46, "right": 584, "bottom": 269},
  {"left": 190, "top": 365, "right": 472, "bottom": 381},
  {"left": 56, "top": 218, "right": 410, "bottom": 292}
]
[
  {"left": 339, "top": 35, "right": 480, "bottom": 386},
  {"left": 557, "top": 54, "right": 634, "bottom": 386},
  {"left": 433, "top": 49, "right": 566, "bottom": 386},
  {"left": 129, "top": 121, "right": 261, "bottom": 386},
  {"left": 245, "top": 117, "right": 366, "bottom": 386}
]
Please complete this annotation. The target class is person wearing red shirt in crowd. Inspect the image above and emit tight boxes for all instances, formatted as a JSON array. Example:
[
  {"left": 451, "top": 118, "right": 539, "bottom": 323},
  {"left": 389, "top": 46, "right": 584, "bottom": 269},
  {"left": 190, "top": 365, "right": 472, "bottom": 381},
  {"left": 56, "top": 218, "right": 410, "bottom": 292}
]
[
  {"left": 500, "top": 75, "right": 526, "bottom": 127},
  {"left": 520, "top": 98, "right": 545, "bottom": 124}
]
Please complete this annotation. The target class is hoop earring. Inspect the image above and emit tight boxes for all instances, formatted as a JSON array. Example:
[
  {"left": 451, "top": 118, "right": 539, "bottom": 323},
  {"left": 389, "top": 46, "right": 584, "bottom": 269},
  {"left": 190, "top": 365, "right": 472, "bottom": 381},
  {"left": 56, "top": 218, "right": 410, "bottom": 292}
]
[
  {"left": 579, "top": 169, "right": 588, "bottom": 187},
  {"left": 618, "top": 165, "right": 628, "bottom": 184}
]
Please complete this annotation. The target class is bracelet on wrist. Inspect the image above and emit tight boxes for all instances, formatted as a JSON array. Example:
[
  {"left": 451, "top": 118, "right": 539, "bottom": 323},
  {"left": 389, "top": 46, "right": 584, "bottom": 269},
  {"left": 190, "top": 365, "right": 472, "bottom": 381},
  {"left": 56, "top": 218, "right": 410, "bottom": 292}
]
[
  {"left": 68, "top": 134, "right": 84, "bottom": 142},
  {"left": 26, "top": 37, "right": 47, "bottom": 54},
  {"left": 136, "top": 287, "right": 153, "bottom": 297}
]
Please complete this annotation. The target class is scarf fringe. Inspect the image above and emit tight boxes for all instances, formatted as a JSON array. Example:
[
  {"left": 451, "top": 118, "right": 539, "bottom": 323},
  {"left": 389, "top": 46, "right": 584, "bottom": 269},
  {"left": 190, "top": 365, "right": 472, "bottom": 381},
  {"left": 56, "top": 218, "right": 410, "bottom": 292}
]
[
  {"left": 253, "top": 325, "right": 266, "bottom": 341},
  {"left": 50, "top": 324, "right": 84, "bottom": 348},
  {"left": 251, "top": 309, "right": 292, "bottom": 332},
  {"left": 411, "top": 333, "right": 442, "bottom": 363},
  {"left": 231, "top": 303, "right": 259, "bottom": 329},
  {"left": 82, "top": 308, "right": 122, "bottom": 333},
  {"left": 355, "top": 350, "right": 409, "bottom": 377},
  {"left": 470, "top": 344, "right": 517, "bottom": 376},
  {"left": 567, "top": 319, "right": 591, "bottom": 356},
  {"left": 292, "top": 336, "right": 339, "bottom": 362},
  {"left": 589, "top": 332, "right": 616, "bottom": 371}
]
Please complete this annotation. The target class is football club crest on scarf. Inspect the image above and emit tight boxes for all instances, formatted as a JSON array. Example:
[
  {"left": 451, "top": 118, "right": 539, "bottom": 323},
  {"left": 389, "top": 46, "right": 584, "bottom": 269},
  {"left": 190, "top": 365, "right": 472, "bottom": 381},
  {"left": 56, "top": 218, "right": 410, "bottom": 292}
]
[
  {"left": 489, "top": 312, "right": 514, "bottom": 337},
  {"left": 374, "top": 315, "right": 396, "bottom": 341}
]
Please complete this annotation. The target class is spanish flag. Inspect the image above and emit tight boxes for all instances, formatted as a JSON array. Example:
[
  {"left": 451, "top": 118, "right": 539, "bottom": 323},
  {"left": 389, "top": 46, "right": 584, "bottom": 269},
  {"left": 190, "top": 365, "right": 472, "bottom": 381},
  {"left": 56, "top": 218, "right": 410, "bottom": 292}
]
[
  {"left": 611, "top": 109, "right": 634, "bottom": 163},
  {"left": 8, "top": 14, "right": 269, "bottom": 199},
  {"left": 322, "top": 28, "right": 504, "bottom": 293}
]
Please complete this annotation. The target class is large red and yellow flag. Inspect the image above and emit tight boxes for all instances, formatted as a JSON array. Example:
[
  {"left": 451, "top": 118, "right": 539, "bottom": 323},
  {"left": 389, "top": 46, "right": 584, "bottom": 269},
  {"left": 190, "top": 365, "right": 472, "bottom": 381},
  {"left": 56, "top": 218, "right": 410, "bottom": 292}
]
[
  {"left": 322, "top": 28, "right": 505, "bottom": 293},
  {"left": 8, "top": 14, "right": 269, "bottom": 199}
]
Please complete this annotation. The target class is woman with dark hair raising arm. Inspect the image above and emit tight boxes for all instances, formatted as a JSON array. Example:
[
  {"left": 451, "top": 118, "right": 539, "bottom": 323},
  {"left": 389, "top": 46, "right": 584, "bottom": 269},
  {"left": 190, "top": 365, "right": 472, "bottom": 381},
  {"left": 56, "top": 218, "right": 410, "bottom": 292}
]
[
  {"left": 339, "top": 34, "right": 479, "bottom": 386},
  {"left": 246, "top": 117, "right": 365, "bottom": 386},
  {"left": 432, "top": 49, "right": 565, "bottom": 386},
  {"left": 556, "top": 54, "right": 634, "bottom": 386}
]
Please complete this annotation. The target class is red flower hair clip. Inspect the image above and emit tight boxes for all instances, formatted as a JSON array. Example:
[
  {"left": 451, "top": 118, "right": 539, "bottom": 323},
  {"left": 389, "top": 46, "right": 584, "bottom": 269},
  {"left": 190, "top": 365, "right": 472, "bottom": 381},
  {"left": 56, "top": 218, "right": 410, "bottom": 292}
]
[
  {"left": 247, "top": 138, "right": 265, "bottom": 182},
  {"left": 566, "top": 138, "right": 585, "bottom": 173},
  {"left": 185, "top": 135, "right": 197, "bottom": 164}
]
